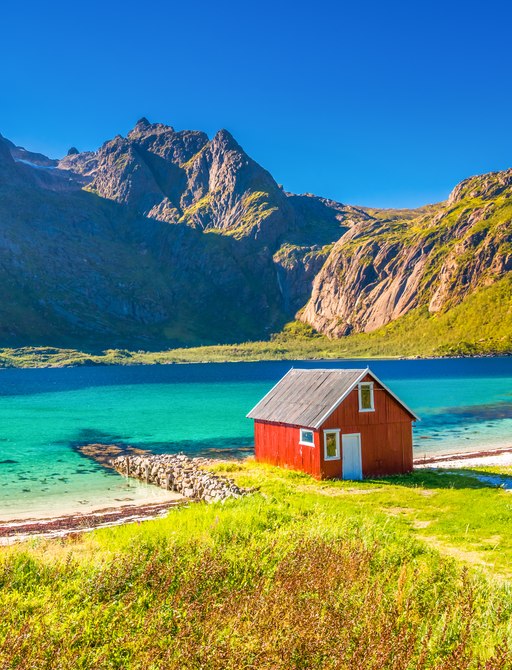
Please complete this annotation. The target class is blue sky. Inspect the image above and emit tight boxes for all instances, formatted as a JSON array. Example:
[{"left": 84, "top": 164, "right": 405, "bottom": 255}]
[{"left": 1, "top": 0, "right": 511, "bottom": 207}]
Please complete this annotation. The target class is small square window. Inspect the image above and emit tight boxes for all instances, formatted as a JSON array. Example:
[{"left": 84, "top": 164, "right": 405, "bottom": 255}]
[
  {"left": 300, "top": 428, "right": 314, "bottom": 446},
  {"left": 358, "top": 382, "right": 375, "bottom": 411}
]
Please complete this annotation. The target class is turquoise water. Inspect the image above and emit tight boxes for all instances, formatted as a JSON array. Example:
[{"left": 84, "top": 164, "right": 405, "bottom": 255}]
[{"left": 0, "top": 359, "right": 511, "bottom": 520}]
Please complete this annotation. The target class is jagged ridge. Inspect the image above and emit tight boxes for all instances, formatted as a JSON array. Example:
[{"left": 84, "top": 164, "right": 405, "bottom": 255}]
[
  {"left": 0, "top": 120, "right": 356, "bottom": 347},
  {"left": 0, "top": 119, "right": 511, "bottom": 351},
  {"left": 300, "top": 178, "right": 512, "bottom": 338}
]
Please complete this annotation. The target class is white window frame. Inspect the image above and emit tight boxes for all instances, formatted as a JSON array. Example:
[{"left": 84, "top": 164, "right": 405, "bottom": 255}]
[
  {"left": 323, "top": 429, "right": 341, "bottom": 461},
  {"left": 358, "top": 382, "right": 375, "bottom": 412},
  {"left": 299, "top": 428, "right": 315, "bottom": 447}
]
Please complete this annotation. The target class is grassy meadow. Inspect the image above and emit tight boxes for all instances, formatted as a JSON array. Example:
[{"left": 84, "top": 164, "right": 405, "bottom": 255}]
[{"left": 2, "top": 461, "right": 512, "bottom": 669}]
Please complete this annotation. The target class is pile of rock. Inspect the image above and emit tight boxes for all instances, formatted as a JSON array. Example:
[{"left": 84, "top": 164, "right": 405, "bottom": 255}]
[{"left": 110, "top": 453, "right": 246, "bottom": 503}]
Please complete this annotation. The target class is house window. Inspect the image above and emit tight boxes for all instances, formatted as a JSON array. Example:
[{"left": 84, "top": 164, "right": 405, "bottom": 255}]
[
  {"left": 299, "top": 428, "right": 315, "bottom": 446},
  {"left": 324, "top": 429, "right": 340, "bottom": 460},
  {"left": 358, "top": 382, "right": 375, "bottom": 412}
]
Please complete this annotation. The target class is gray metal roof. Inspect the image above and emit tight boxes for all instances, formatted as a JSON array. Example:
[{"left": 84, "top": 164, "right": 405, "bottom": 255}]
[
  {"left": 247, "top": 367, "right": 419, "bottom": 428},
  {"left": 247, "top": 368, "right": 368, "bottom": 428}
]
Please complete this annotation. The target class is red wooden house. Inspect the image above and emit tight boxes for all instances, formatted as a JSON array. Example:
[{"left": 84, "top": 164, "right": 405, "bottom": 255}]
[{"left": 247, "top": 368, "right": 418, "bottom": 480}]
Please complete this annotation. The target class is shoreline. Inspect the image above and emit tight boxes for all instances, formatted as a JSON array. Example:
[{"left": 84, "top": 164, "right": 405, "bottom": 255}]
[
  {"left": 414, "top": 446, "right": 512, "bottom": 469},
  {"left": 2, "top": 446, "right": 512, "bottom": 544},
  {"left": 0, "top": 498, "right": 187, "bottom": 545},
  {"left": 0, "top": 347, "right": 510, "bottom": 371}
]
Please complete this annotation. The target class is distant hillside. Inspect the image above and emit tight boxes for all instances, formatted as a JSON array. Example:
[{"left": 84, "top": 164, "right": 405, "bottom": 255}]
[
  {"left": 0, "top": 121, "right": 510, "bottom": 354},
  {"left": 300, "top": 170, "right": 512, "bottom": 341}
]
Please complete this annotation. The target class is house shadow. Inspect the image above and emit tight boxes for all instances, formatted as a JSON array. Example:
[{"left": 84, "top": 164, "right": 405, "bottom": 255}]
[{"left": 365, "top": 467, "right": 512, "bottom": 491}]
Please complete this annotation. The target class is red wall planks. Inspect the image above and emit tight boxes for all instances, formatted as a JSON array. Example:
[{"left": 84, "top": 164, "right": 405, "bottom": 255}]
[
  {"left": 254, "top": 421, "right": 322, "bottom": 478},
  {"left": 253, "top": 373, "right": 414, "bottom": 479}
]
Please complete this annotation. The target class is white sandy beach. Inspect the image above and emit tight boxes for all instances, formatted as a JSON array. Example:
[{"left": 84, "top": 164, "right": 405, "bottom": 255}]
[
  {"left": 0, "top": 486, "right": 184, "bottom": 524},
  {"left": 414, "top": 447, "right": 512, "bottom": 469}
]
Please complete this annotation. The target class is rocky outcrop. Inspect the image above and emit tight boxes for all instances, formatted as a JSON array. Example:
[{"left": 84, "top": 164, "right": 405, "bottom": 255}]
[
  {"left": 448, "top": 168, "right": 512, "bottom": 204},
  {"left": 58, "top": 150, "right": 98, "bottom": 178},
  {"left": 300, "top": 218, "right": 436, "bottom": 336},
  {"left": 0, "top": 121, "right": 511, "bottom": 348},
  {"left": 112, "top": 453, "right": 247, "bottom": 502},
  {"left": 0, "top": 121, "right": 367, "bottom": 347},
  {"left": 300, "top": 172, "right": 512, "bottom": 337}
]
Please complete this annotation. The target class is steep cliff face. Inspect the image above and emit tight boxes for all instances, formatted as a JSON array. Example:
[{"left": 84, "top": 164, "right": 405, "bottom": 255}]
[
  {"left": 0, "top": 130, "right": 288, "bottom": 348},
  {"left": 1, "top": 121, "right": 511, "bottom": 350},
  {"left": 68, "top": 120, "right": 296, "bottom": 246},
  {"left": 272, "top": 194, "right": 371, "bottom": 313},
  {"left": 300, "top": 173, "right": 512, "bottom": 337},
  {"left": 300, "top": 226, "right": 428, "bottom": 337},
  {"left": 0, "top": 121, "right": 367, "bottom": 347}
]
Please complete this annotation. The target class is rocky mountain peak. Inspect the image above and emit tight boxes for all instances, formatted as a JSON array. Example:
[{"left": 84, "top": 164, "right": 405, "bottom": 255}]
[
  {"left": 127, "top": 119, "right": 176, "bottom": 140},
  {"left": 99, "top": 134, "right": 130, "bottom": 154},
  {"left": 125, "top": 121, "right": 208, "bottom": 168},
  {"left": 0, "top": 120, "right": 510, "bottom": 352},
  {"left": 448, "top": 168, "right": 512, "bottom": 204},
  {"left": 0, "top": 134, "right": 14, "bottom": 163},
  {"left": 211, "top": 128, "right": 240, "bottom": 152}
]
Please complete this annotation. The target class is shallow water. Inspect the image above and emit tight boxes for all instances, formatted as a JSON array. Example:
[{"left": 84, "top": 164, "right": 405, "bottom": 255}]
[{"left": 0, "top": 358, "right": 511, "bottom": 519}]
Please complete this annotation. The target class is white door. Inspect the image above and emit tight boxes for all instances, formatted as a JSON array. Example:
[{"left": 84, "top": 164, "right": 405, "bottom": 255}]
[{"left": 342, "top": 433, "right": 362, "bottom": 480}]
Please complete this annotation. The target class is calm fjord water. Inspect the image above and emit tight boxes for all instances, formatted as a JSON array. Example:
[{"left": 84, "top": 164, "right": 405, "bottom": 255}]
[{"left": 0, "top": 358, "right": 511, "bottom": 520}]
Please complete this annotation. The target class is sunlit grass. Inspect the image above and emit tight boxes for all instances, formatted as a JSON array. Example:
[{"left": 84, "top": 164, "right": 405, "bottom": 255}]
[{"left": 2, "top": 462, "right": 512, "bottom": 667}]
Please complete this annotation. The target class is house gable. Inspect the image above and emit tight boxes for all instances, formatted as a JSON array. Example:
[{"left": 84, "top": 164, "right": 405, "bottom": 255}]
[
  {"left": 315, "top": 371, "right": 418, "bottom": 427},
  {"left": 248, "top": 368, "right": 418, "bottom": 430}
]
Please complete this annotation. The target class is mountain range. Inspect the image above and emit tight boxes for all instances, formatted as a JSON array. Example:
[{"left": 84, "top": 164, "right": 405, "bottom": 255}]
[{"left": 0, "top": 119, "right": 511, "bottom": 352}]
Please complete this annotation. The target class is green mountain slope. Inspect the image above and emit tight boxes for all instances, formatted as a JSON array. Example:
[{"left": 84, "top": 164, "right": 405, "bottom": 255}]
[
  {"left": 0, "top": 159, "right": 284, "bottom": 348},
  {"left": 300, "top": 169, "right": 512, "bottom": 345},
  {"left": 2, "top": 277, "right": 510, "bottom": 369},
  {"left": 0, "top": 119, "right": 511, "bottom": 355}
]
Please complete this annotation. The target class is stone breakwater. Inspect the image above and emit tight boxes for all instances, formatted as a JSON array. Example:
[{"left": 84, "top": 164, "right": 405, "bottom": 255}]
[{"left": 111, "top": 453, "right": 247, "bottom": 503}]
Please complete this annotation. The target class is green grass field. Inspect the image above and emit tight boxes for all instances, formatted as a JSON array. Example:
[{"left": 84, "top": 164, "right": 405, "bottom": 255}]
[{"left": 2, "top": 461, "right": 512, "bottom": 669}]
